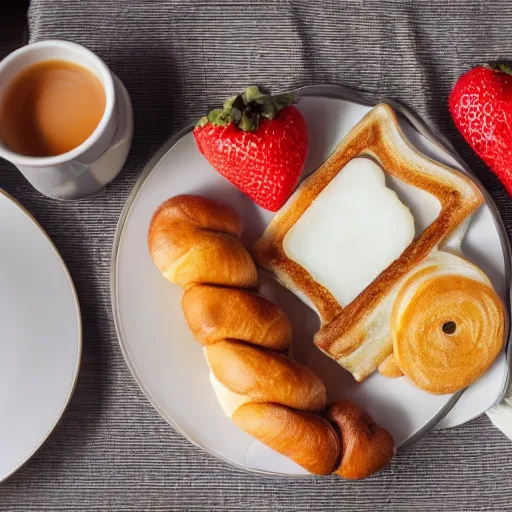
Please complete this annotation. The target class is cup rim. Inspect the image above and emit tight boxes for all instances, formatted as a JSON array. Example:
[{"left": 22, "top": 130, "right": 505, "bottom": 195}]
[{"left": 0, "top": 39, "right": 116, "bottom": 167}]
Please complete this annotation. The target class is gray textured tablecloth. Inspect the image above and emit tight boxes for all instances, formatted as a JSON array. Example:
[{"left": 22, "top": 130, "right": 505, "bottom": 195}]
[{"left": 1, "top": 1, "right": 512, "bottom": 510}]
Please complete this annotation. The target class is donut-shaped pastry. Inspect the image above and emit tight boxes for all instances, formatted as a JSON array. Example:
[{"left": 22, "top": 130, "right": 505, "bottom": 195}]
[{"left": 392, "top": 251, "right": 505, "bottom": 395}]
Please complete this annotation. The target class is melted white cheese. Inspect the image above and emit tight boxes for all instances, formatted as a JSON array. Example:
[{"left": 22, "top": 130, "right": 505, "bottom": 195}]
[
  {"left": 284, "top": 157, "right": 415, "bottom": 307},
  {"left": 208, "top": 372, "right": 250, "bottom": 418},
  {"left": 204, "top": 347, "right": 250, "bottom": 417}
]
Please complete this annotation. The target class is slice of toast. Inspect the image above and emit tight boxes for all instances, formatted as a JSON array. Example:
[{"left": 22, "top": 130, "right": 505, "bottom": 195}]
[{"left": 253, "top": 104, "right": 484, "bottom": 382}]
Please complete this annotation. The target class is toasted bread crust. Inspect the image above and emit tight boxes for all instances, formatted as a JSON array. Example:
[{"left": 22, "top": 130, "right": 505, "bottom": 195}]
[{"left": 253, "top": 104, "right": 484, "bottom": 380}]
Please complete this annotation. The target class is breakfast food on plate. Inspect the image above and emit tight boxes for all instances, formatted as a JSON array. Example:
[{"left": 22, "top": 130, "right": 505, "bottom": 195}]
[
  {"left": 327, "top": 400, "right": 395, "bottom": 480},
  {"left": 149, "top": 194, "right": 394, "bottom": 477},
  {"left": 377, "top": 354, "right": 403, "bottom": 379},
  {"left": 450, "top": 64, "right": 512, "bottom": 196},
  {"left": 148, "top": 194, "right": 337, "bottom": 475},
  {"left": 149, "top": 194, "right": 258, "bottom": 288},
  {"left": 193, "top": 86, "right": 308, "bottom": 212},
  {"left": 274, "top": 157, "right": 415, "bottom": 318},
  {"left": 182, "top": 285, "right": 291, "bottom": 351},
  {"left": 254, "top": 103, "right": 505, "bottom": 391},
  {"left": 391, "top": 251, "right": 505, "bottom": 394}
]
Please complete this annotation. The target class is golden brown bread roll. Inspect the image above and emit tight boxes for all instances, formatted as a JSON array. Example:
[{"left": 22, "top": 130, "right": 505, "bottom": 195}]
[
  {"left": 149, "top": 194, "right": 395, "bottom": 478},
  {"left": 392, "top": 252, "right": 505, "bottom": 394},
  {"left": 206, "top": 340, "right": 326, "bottom": 412},
  {"left": 327, "top": 400, "right": 394, "bottom": 479},
  {"left": 148, "top": 195, "right": 258, "bottom": 288},
  {"left": 148, "top": 195, "right": 340, "bottom": 475},
  {"left": 233, "top": 403, "right": 340, "bottom": 476},
  {"left": 182, "top": 285, "right": 291, "bottom": 351}
]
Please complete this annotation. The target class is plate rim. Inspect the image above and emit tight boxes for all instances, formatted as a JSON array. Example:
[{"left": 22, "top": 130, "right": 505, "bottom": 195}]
[
  {"left": 110, "top": 83, "right": 512, "bottom": 476},
  {"left": 0, "top": 188, "right": 82, "bottom": 483}
]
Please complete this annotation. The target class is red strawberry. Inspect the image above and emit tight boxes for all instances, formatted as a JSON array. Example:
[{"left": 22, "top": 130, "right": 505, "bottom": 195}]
[
  {"left": 193, "top": 86, "right": 308, "bottom": 211},
  {"left": 449, "top": 64, "right": 512, "bottom": 194}
]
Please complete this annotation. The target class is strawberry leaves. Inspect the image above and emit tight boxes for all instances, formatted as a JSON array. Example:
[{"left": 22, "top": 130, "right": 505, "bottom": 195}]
[{"left": 197, "top": 85, "right": 295, "bottom": 132}]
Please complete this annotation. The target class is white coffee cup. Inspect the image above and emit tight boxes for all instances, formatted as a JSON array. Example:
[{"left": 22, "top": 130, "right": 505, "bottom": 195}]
[{"left": 0, "top": 40, "right": 133, "bottom": 199}]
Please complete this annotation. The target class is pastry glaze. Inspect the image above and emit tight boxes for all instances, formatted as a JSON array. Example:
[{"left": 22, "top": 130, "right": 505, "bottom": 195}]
[{"left": 392, "top": 252, "right": 505, "bottom": 394}]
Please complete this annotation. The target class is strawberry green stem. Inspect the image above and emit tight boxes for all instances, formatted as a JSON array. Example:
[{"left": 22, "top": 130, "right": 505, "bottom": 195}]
[
  {"left": 497, "top": 63, "right": 512, "bottom": 76},
  {"left": 196, "top": 85, "right": 295, "bottom": 132}
]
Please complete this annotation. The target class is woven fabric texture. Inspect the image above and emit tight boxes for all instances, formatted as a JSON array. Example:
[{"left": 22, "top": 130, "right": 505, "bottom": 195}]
[{"left": 1, "top": 1, "right": 512, "bottom": 510}]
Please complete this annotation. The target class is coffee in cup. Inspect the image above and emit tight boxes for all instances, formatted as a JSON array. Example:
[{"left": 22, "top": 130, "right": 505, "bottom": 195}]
[
  {"left": 0, "top": 59, "right": 106, "bottom": 157},
  {"left": 0, "top": 40, "right": 133, "bottom": 200}
]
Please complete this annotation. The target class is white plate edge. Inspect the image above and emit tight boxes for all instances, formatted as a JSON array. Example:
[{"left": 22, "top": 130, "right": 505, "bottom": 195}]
[
  {"left": 0, "top": 188, "right": 82, "bottom": 483},
  {"left": 110, "top": 84, "right": 512, "bottom": 477}
]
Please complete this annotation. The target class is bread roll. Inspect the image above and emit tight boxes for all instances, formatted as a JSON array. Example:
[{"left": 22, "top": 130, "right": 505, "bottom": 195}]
[
  {"left": 206, "top": 340, "right": 326, "bottom": 412},
  {"left": 149, "top": 195, "right": 340, "bottom": 475},
  {"left": 327, "top": 400, "right": 394, "bottom": 479},
  {"left": 392, "top": 252, "right": 505, "bottom": 394},
  {"left": 233, "top": 402, "right": 340, "bottom": 475},
  {"left": 182, "top": 285, "right": 291, "bottom": 351},
  {"left": 150, "top": 195, "right": 397, "bottom": 478},
  {"left": 148, "top": 195, "right": 257, "bottom": 288}
]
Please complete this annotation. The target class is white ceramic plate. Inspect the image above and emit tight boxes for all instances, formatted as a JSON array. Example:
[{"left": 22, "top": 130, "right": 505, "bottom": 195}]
[
  {"left": 0, "top": 190, "right": 81, "bottom": 481},
  {"left": 112, "top": 85, "right": 510, "bottom": 476}
]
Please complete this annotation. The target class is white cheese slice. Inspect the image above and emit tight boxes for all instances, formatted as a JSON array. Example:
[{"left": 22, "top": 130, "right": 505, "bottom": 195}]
[
  {"left": 283, "top": 157, "right": 415, "bottom": 307},
  {"left": 208, "top": 372, "right": 250, "bottom": 418},
  {"left": 204, "top": 347, "right": 250, "bottom": 417}
]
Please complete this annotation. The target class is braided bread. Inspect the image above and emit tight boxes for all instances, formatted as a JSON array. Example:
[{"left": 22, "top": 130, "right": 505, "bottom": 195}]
[
  {"left": 327, "top": 400, "right": 395, "bottom": 480},
  {"left": 149, "top": 194, "right": 394, "bottom": 478},
  {"left": 149, "top": 195, "right": 258, "bottom": 289},
  {"left": 148, "top": 195, "right": 340, "bottom": 475}
]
